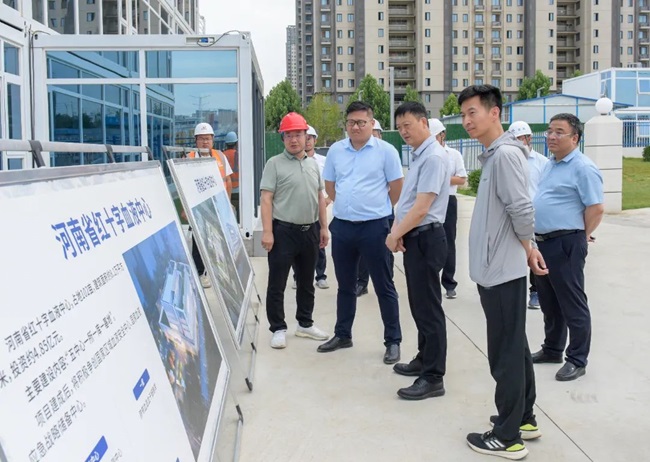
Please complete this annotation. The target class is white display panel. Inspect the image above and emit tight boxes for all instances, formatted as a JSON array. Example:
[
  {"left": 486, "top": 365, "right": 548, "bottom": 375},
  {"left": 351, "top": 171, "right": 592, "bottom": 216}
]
[
  {"left": 168, "top": 158, "right": 254, "bottom": 346},
  {"left": 0, "top": 163, "right": 230, "bottom": 462}
]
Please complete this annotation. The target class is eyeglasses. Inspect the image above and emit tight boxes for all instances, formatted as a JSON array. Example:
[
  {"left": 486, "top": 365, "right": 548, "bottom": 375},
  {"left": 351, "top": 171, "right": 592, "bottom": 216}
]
[
  {"left": 345, "top": 119, "right": 370, "bottom": 128},
  {"left": 283, "top": 133, "right": 305, "bottom": 140},
  {"left": 543, "top": 130, "right": 575, "bottom": 139}
]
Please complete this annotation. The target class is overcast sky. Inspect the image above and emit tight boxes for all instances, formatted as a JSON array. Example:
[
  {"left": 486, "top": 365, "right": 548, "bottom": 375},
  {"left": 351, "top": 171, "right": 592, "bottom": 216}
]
[{"left": 201, "top": 0, "right": 295, "bottom": 95}]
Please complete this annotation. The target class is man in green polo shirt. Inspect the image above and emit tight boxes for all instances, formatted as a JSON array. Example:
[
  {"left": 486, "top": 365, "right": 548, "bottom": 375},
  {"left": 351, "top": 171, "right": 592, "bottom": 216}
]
[{"left": 260, "top": 112, "right": 330, "bottom": 349}]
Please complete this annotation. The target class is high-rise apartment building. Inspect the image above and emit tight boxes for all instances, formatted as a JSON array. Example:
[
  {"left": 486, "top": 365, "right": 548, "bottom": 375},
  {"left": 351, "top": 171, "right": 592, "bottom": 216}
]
[
  {"left": 3, "top": 0, "right": 201, "bottom": 36},
  {"left": 296, "top": 0, "right": 647, "bottom": 114},
  {"left": 287, "top": 25, "right": 299, "bottom": 90}
]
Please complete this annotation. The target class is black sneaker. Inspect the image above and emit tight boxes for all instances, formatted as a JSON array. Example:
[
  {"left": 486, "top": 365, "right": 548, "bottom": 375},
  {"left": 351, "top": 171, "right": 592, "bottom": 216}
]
[
  {"left": 466, "top": 430, "right": 528, "bottom": 460},
  {"left": 489, "top": 415, "right": 542, "bottom": 440}
]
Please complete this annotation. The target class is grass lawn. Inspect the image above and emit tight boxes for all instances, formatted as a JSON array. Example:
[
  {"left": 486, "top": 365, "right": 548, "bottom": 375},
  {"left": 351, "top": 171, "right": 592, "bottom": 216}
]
[
  {"left": 457, "top": 188, "right": 476, "bottom": 197},
  {"left": 623, "top": 158, "right": 650, "bottom": 210}
]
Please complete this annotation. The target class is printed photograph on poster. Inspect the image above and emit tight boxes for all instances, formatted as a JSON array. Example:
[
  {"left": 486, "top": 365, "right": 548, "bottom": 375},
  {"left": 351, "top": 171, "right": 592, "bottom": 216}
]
[
  {"left": 213, "top": 191, "right": 252, "bottom": 290},
  {"left": 123, "top": 221, "right": 222, "bottom": 460},
  {"left": 191, "top": 198, "right": 245, "bottom": 328}
]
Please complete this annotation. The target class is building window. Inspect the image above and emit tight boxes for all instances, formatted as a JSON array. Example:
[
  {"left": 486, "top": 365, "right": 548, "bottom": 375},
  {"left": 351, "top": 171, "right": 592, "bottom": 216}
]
[
  {"left": 378, "top": 45, "right": 384, "bottom": 53},
  {"left": 594, "top": 30, "right": 599, "bottom": 37},
  {"left": 593, "top": 45, "right": 599, "bottom": 53},
  {"left": 506, "top": 14, "right": 512, "bottom": 22},
  {"left": 463, "top": 79, "right": 469, "bottom": 86},
  {"left": 549, "top": 13, "right": 554, "bottom": 21},
  {"left": 548, "top": 61, "right": 554, "bottom": 70},
  {"left": 517, "top": 14, "right": 523, "bottom": 22},
  {"left": 549, "top": 29, "right": 554, "bottom": 38},
  {"left": 348, "top": 46, "right": 354, "bottom": 54},
  {"left": 491, "top": 78, "right": 500, "bottom": 87},
  {"left": 463, "top": 62, "right": 468, "bottom": 70},
  {"left": 593, "top": 61, "right": 599, "bottom": 70},
  {"left": 348, "top": 13, "right": 354, "bottom": 22},
  {"left": 425, "top": 12, "right": 431, "bottom": 20},
  {"left": 337, "top": 63, "right": 343, "bottom": 71},
  {"left": 463, "top": 14, "right": 469, "bottom": 22},
  {"left": 463, "top": 46, "right": 469, "bottom": 55},
  {"left": 425, "top": 94, "right": 431, "bottom": 102},
  {"left": 378, "top": 12, "right": 384, "bottom": 20},
  {"left": 348, "top": 0, "right": 354, "bottom": 4},
  {"left": 452, "top": 78, "right": 459, "bottom": 87},
  {"left": 452, "top": 46, "right": 458, "bottom": 55},
  {"left": 516, "top": 62, "right": 523, "bottom": 70},
  {"left": 379, "top": 62, "right": 384, "bottom": 70},
  {"left": 87, "top": 12, "right": 95, "bottom": 21},
  {"left": 425, "top": 78, "right": 431, "bottom": 87},
  {"left": 506, "top": 78, "right": 512, "bottom": 87},
  {"left": 594, "top": 13, "right": 599, "bottom": 21},
  {"left": 348, "top": 30, "right": 354, "bottom": 38},
  {"left": 337, "top": 30, "right": 343, "bottom": 38},
  {"left": 548, "top": 45, "right": 554, "bottom": 53},
  {"left": 425, "top": 61, "right": 431, "bottom": 70},
  {"left": 452, "top": 14, "right": 458, "bottom": 22},
  {"left": 425, "top": 29, "right": 431, "bottom": 37},
  {"left": 337, "top": 79, "right": 343, "bottom": 88},
  {"left": 426, "top": 45, "right": 431, "bottom": 53},
  {"left": 337, "top": 95, "right": 344, "bottom": 104},
  {"left": 516, "top": 46, "right": 524, "bottom": 55},
  {"left": 379, "top": 78, "right": 385, "bottom": 85},
  {"left": 378, "top": 28, "right": 384, "bottom": 37},
  {"left": 348, "top": 63, "right": 354, "bottom": 71},
  {"left": 506, "top": 30, "right": 512, "bottom": 38},
  {"left": 476, "top": 79, "right": 484, "bottom": 85},
  {"left": 337, "top": 46, "right": 343, "bottom": 55},
  {"left": 337, "top": 13, "right": 342, "bottom": 22}
]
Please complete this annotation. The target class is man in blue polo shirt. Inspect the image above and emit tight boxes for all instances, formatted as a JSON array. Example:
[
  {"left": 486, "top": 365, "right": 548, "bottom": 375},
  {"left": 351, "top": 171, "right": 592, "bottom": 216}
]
[
  {"left": 387, "top": 102, "right": 451, "bottom": 400},
  {"left": 532, "top": 113, "right": 604, "bottom": 382},
  {"left": 317, "top": 101, "right": 404, "bottom": 364}
]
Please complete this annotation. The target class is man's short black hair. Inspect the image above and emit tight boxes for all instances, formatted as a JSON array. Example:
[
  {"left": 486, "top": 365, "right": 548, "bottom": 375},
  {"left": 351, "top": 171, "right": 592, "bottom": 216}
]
[
  {"left": 549, "top": 113, "right": 583, "bottom": 142},
  {"left": 458, "top": 84, "right": 503, "bottom": 118},
  {"left": 346, "top": 100, "right": 374, "bottom": 117},
  {"left": 394, "top": 101, "right": 428, "bottom": 122}
]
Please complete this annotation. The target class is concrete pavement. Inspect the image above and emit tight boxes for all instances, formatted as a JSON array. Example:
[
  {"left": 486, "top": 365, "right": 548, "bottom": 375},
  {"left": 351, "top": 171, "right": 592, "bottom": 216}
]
[{"left": 236, "top": 195, "right": 650, "bottom": 462}]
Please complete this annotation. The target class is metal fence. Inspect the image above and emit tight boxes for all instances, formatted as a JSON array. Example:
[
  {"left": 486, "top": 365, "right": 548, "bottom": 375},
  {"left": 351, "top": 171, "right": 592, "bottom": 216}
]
[{"left": 621, "top": 118, "right": 650, "bottom": 148}]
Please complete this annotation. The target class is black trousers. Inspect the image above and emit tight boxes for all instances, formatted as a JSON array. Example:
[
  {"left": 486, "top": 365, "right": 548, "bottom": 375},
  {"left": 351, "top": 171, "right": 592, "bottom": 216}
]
[
  {"left": 529, "top": 270, "right": 537, "bottom": 293},
  {"left": 403, "top": 226, "right": 447, "bottom": 382},
  {"left": 535, "top": 231, "right": 591, "bottom": 367},
  {"left": 191, "top": 237, "right": 205, "bottom": 275},
  {"left": 292, "top": 222, "right": 327, "bottom": 282},
  {"left": 266, "top": 221, "right": 318, "bottom": 333},
  {"left": 441, "top": 195, "right": 458, "bottom": 291},
  {"left": 330, "top": 217, "right": 401, "bottom": 345},
  {"left": 478, "top": 277, "right": 536, "bottom": 442}
]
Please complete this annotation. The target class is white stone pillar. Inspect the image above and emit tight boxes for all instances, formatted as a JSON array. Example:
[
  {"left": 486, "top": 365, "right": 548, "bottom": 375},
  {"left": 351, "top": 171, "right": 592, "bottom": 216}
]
[{"left": 583, "top": 98, "right": 623, "bottom": 213}]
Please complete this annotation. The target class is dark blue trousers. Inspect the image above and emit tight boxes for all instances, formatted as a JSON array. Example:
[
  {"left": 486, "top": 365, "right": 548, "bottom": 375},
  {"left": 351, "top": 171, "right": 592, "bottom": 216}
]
[
  {"left": 330, "top": 217, "right": 401, "bottom": 346},
  {"left": 536, "top": 231, "right": 591, "bottom": 367}
]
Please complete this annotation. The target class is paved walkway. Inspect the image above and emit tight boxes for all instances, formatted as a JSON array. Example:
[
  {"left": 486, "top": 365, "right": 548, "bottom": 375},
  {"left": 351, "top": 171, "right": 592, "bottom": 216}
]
[{"left": 236, "top": 196, "right": 650, "bottom": 462}]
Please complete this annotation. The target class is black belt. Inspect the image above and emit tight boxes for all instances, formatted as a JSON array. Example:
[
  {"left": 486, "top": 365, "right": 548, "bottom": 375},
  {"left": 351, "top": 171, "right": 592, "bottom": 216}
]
[
  {"left": 534, "top": 229, "right": 581, "bottom": 242},
  {"left": 404, "top": 222, "right": 443, "bottom": 239},
  {"left": 273, "top": 219, "right": 315, "bottom": 232}
]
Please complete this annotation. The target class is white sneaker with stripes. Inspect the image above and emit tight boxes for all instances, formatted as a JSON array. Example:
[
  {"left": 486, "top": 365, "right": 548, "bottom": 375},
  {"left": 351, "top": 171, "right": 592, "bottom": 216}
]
[{"left": 466, "top": 430, "right": 528, "bottom": 460}]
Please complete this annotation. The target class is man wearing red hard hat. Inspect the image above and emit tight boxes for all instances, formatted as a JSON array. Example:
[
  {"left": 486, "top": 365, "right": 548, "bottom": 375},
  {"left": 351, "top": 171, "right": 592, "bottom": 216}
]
[{"left": 260, "top": 112, "right": 330, "bottom": 349}]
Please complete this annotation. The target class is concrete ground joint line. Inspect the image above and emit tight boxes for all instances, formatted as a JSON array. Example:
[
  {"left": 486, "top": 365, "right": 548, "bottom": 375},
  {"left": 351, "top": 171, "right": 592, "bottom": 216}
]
[{"left": 446, "top": 315, "right": 595, "bottom": 462}]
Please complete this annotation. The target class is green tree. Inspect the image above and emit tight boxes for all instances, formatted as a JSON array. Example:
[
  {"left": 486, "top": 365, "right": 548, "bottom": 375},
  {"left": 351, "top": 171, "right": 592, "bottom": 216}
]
[
  {"left": 305, "top": 93, "right": 343, "bottom": 145},
  {"left": 439, "top": 93, "right": 461, "bottom": 117},
  {"left": 403, "top": 85, "right": 421, "bottom": 103},
  {"left": 264, "top": 80, "right": 302, "bottom": 131},
  {"left": 516, "top": 70, "right": 552, "bottom": 101},
  {"left": 571, "top": 70, "right": 583, "bottom": 78},
  {"left": 350, "top": 75, "right": 391, "bottom": 130}
]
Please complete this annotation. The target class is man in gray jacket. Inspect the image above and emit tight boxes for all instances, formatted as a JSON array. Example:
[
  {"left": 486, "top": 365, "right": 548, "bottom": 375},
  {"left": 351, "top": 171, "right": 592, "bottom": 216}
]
[{"left": 459, "top": 85, "right": 548, "bottom": 461}]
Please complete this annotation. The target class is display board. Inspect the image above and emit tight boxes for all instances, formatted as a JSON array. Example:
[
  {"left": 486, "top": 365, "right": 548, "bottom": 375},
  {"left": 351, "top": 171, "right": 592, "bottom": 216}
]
[
  {"left": 168, "top": 158, "right": 255, "bottom": 346},
  {"left": 0, "top": 163, "right": 232, "bottom": 462}
]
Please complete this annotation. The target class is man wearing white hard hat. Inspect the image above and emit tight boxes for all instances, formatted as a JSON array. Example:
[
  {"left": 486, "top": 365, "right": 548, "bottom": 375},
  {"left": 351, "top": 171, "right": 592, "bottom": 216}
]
[
  {"left": 292, "top": 125, "right": 330, "bottom": 289},
  {"left": 429, "top": 118, "right": 467, "bottom": 300},
  {"left": 373, "top": 120, "right": 384, "bottom": 139},
  {"left": 188, "top": 122, "right": 234, "bottom": 289},
  {"left": 508, "top": 121, "right": 549, "bottom": 310}
]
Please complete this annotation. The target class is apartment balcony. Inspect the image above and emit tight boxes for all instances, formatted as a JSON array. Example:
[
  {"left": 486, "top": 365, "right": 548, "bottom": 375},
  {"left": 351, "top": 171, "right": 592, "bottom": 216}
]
[
  {"left": 475, "top": 37, "right": 485, "bottom": 44},
  {"left": 320, "top": 2, "right": 331, "bottom": 12},
  {"left": 640, "top": 53, "right": 650, "bottom": 61},
  {"left": 556, "top": 71, "right": 568, "bottom": 79},
  {"left": 557, "top": 7, "right": 578, "bottom": 18},
  {"left": 388, "top": 6, "right": 415, "bottom": 16},
  {"left": 320, "top": 37, "right": 332, "bottom": 45},
  {"left": 492, "top": 69, "right": 502, "bottom": 76},
  {"left": 320, "top": 87, "right": 333, "bottom": 93},
  {"left": 474, "top": 3, "right": 485, "bottom": 11},
  {"left": 394, "top": 70, "right": 415, "bottom": 80},
  {"left": 557, "top": 39, "right": 576, "bottom": 49},
  {"left": 475, "top": 53, "right": 485, "bottom": 60},
  {"left": 491, "top": 21, "right": 502, "bottom": 27},
  {"left": 491, "top": 4, "right": 502, "bottom": 11},
  {"left": 389, "top": 54, "right": 416, "bottom": 64},
  {"left": 491, "top": 53, "right": 503, "bottom": 60},
  {"left": 639, "top": 37, "right": 650, "bottom": 44},
  {"left": 321, "top": 54, "right": 331, "bottom": 61},
  {"left": 641, "top": 2, "right": 650, "bottom": 13},
  {"left": 389, "top": 22, "right": 416, "bottom": 33},
  {"left": 491, "top": 37, "right": 502, "bottom": 44},
  {"left": 389, "top": 39, "right": 415, "bottom": 49},
  {"left": 475, "top": 21, "right": 485, "bottom": 28},
  {"left": 557, "top": 55, "right": 577, "bottom": 64},
  {"left": 474, "top": 69, "right": 485, "bottom": 77},
  {"left": 321, "top": 70, "right": 332, "bottom": 77},
  {"left": 557, "top": 24, "right": 577, "bottom": 33},
  {"left": 641, "top": 22, "right": 650, "bottom": 30}
]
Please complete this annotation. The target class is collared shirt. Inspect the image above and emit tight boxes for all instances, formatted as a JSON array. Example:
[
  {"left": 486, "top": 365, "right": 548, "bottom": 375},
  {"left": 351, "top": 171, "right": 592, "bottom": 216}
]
[
  {"left": 527, "top": 148, "right": 549, "bottom": 199},
  {"left": 323, "top": 135, "right": 403, "bottom": 221},
  {"left": 396, "top": 136, "right": 450, "bottom": 225},
  {"left": 444, "top": 145, "right": 467, "bottom": 196},
  {"left": 260, "top": 149, "right": 324, "bottom": 224},
  {"left": 533, "top": 148, "right": 604, "bottom": 234}
]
